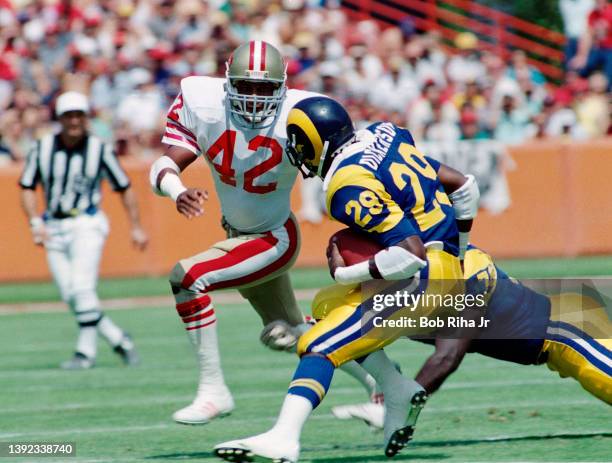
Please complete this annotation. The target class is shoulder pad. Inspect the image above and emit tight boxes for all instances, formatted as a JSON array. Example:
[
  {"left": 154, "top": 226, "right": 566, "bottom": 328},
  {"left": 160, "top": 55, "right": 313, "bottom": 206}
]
[{"left": 180, "top": 76, "right": 226, "bottom": 110}]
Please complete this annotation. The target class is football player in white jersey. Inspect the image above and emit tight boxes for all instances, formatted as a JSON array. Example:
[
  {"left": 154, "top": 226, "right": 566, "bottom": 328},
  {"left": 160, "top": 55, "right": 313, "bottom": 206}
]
[{"left": 149, "top": 41, "right": 326, "bottom": 424}]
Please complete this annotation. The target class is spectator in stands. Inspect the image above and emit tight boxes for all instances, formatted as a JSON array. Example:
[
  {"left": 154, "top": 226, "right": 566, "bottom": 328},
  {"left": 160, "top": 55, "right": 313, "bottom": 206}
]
[
  {"left": 545, "top": 107, "right": 587, "bottom": 139},
  {"left": 446, "top": 32, "right": 486, "bottom": 85},
  {"left": 308, "top": 61, "right": 347, "bottom": 100},
  {"left": 0, "top": 0, "right": 608, "bottom": 167},
  {"left": 531, "top": 95, "right": 588, "bottom": 139},
  {"left": 368, "top": 55, "right": 419, "bottom": 114},
  {"left": 571, "top": 0, "right": 612, "bottom": 89},
  {"left": 575, "top": 71, "right": 611, "bottom": 137},
  {"left": 116, "top": 69, "right": 165, "bottom": 156},
  {"left": 148, "top": 0, "right": 181, "bottom": 41},
  {"left": 460, "top": 109, "right": 490, "bottom": 140},
  {"left": 493, "top": 94, "right": 531, "bottom": 144},
  {"left": 559, "top": 0, "right": 596, "bottom": 68},
  {"left": 452, "top": 80, "right": 487, "bottom": 115},
  {"left": 553, "top": 69, "right": 590, "bottom": 104},
  {"left": 343, "top": 44, "right": 383, "bottom": 99},
  {"left": 507, "top": 50, "right": 546, "bottom": 87},
  {"left": 423, "top": 103, "right": 461, "bottom": 142},
  {"left": 408, "top": 80, "right": 458, "bottom": 141},
  {"left": 401, "top": 39, "right": 445, "bottom": 89}
]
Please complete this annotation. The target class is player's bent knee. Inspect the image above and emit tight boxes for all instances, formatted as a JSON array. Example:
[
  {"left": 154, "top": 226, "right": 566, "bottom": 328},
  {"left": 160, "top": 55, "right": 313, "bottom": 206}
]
[
  {"left": 296, "top": 334, "right": 311, "bottom": 357},
  {"left": 75, "top": 309, "right": 103, "bottom": 326},
  {"left": 312, "top": 284, "right": 360, "bottom": 321},
  {"left": 169, "top": 261, "right": 187, "bottom": 293},
  {"left": 297, "top": 336, "right": 333, "bottom": 364},
  {"left": 72, "top": 289, "right": 100, "bottom": 313}
]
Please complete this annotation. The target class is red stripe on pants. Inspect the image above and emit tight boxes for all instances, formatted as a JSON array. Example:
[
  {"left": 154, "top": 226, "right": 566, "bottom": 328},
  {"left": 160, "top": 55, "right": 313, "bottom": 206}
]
[
  {"left": 181, "top": 231, "right": 279, "bottom": 290},
  {"left": 205, "top": 217, "right": 298, "bottom": 292}
]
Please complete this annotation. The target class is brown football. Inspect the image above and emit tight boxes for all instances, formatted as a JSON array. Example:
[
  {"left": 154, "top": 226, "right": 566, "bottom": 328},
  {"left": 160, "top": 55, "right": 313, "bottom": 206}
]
[{"left": 330, "top": 228, "right": 384, "bottom": 266}]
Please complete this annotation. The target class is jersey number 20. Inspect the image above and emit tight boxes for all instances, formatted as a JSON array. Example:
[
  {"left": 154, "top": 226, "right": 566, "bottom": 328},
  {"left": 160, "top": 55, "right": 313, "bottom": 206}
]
[{"left": 206, "top": 130, "right": 282, "bottom": 194}]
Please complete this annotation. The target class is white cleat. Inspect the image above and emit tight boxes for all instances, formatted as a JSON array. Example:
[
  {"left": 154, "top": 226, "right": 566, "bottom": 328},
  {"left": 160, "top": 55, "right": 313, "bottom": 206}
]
[
  {"left": 384, "top": 388, "right": 428, "bottom": 458},
  {"left": 173, "top": 390, "right": 234, "bottom": 425},
  {"left": 214, "top": 431, "right": 299, "bottom": 463},
  {"left": 331, "top": 402, "right": 384, "bottom": 430}
]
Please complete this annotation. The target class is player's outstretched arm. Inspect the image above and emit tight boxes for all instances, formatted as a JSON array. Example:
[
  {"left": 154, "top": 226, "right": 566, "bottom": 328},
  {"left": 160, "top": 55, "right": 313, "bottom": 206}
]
[
  {"left": 149, "top": 146, "right": 208, "bottom": 219},
  {"left": 414, "top": 337, "right": 470, "bottom": 395},
  {"left": 414, "top": 305, "right": 487, "bottom": 394}
]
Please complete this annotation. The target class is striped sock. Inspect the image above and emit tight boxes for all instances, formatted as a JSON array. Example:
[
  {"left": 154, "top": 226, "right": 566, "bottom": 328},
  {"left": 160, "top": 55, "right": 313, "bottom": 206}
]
[
  {"left": 75, "top": 311, "right": 102, "bottom": 359},
  {"left": 176, "top": 295, "right": 226, "bottom": 393},
  {"left": 267, "top": 354, "right": 335, "bottom": 443},
  {"left": 287, "top": 354, "right": 335, "bottom": 409}
]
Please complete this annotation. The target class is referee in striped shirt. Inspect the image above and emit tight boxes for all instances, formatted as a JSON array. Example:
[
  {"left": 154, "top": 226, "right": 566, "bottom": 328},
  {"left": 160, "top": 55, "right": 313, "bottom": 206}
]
[{"left": 19, "top": 91, "right": 149, "bottom": 370}]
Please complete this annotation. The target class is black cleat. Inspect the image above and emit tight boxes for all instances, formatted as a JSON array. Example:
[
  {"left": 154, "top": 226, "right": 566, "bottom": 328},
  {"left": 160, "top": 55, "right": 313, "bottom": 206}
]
[
  {"left": 384, "top": 390, "right": 428, "bottom": 458},
  {"left": 113, "top": 334, "right": 140, "bottom": 366}
]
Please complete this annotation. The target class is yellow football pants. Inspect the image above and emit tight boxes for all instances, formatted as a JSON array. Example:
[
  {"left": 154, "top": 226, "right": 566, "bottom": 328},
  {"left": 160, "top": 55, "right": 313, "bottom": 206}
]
[
  {"left": 543, "top": 293, "right": 612, "bottom": 404},
  {"left": 297, "top": 248, "right": 463, "bottom": 367}
]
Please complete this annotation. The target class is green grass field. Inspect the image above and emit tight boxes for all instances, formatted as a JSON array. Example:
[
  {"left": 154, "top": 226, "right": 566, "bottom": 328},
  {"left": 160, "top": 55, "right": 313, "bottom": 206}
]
[{"left": 1, "top": 262, "right": 611, "bottom": 462}]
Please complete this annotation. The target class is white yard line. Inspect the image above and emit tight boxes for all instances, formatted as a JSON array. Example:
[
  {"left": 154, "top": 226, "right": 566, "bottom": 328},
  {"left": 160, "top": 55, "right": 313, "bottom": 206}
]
[
  {"left": 0, "top": 289, "right": 321, "bottom": 315},
  {"left": 0, "top": 399, "right": 605, "bottom": 440},
  {"left": 0, "top": 388, "right": 598, "bottom": 419}
]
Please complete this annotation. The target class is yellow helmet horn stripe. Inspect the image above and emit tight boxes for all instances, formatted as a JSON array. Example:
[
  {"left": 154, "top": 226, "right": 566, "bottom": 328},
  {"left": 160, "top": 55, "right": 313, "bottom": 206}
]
[{"left": 287, "top": 108, "right": 324, "bottom": 165}]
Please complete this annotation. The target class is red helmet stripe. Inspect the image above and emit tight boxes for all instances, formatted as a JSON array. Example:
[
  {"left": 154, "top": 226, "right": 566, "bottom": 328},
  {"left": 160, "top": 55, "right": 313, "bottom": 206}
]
[
  {"left": 260, "top": 41, "right": 267, "bottom": 71},
  {"left": 249, "top": 40, "right": 255, "bottom": 70}
]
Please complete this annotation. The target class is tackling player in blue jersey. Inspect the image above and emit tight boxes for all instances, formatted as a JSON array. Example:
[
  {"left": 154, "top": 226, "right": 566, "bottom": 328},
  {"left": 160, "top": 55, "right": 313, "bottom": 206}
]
[
  {"left": 318, "top": 238, "right": 611, "bottom": 429},
  {"left": 214, "top": 97, "right": 480, "bottom": 462}
]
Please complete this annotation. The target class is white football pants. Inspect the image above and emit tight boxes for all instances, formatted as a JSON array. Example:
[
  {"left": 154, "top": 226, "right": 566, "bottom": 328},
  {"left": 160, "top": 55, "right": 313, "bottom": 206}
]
[{"left": 44, "top": 212, "right": 109, "bottom": 324}]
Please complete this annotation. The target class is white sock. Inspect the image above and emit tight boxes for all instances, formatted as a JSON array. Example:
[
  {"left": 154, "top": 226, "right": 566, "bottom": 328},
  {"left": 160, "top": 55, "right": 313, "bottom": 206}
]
[
  {"left": 76, "top": 326, "right": 97, "bottom": 359},
  {"left": 269, "top": 394, "right": 313, "bottom": 442},
  {"left": 184, "top": 310, "right": 228, "bottom": 398},
  {"left": 361, "top": 350, "right": 422, "bottom": 396},
  {"left": 98, "top": 315, "right": 124, "bottom": 346},
  {"left": 339, "top": 361, "right": 378, "bottom": 399}
]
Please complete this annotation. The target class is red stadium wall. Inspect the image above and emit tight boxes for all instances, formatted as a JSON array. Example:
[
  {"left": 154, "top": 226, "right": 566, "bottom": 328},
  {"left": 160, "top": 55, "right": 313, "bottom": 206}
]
[{"left": 1, "top": 139, "right": 611, "bottom": 282}]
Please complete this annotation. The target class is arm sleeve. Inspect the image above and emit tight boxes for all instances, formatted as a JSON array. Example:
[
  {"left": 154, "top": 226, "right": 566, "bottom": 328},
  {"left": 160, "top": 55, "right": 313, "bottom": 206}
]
[
  {"left": 161, "top": 92, "right": 203, "bottom": 156},
  {"left": 100, "top": 144, "right": 131, "bottom": 191},
  {"left": 19, "top": 142, "right": 41, "bottom": 189},
  {"left": 329, "top": 184, "right": 417, "bottom": 248}
]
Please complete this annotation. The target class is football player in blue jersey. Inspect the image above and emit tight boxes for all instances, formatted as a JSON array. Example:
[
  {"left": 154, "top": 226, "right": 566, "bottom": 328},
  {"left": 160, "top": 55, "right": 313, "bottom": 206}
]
[
  {"left": 214, "top": 96, "right": 480, "bottom": 462},
  {"left": 315, "top": 238, "right": 611, "bottom": 430}
]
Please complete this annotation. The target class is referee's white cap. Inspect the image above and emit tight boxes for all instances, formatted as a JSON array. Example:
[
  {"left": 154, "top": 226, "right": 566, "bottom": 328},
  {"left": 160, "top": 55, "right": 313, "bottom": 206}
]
[{"left": 56, "top": 91, "right": 90, "bottom": 117}]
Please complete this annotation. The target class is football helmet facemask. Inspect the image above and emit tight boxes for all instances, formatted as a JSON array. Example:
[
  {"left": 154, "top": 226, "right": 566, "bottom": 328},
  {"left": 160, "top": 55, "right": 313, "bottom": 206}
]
[
  {"left": 286, "top": 96, "right": 355, "bottom": 179},
  {"left": 225, "top": 40, "right": 287, "bottom": 129}
]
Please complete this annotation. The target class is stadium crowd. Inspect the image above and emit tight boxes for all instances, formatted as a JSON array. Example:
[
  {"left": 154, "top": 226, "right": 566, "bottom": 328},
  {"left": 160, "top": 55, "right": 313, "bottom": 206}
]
[{"left": 0, "top": 0, "right": 610, "bottom": 163}]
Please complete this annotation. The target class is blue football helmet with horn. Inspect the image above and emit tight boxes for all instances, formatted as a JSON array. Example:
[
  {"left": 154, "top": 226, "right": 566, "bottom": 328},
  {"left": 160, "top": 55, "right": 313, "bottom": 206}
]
[{"left": 285, "top": 96, "right": 355, "bottom": 179}]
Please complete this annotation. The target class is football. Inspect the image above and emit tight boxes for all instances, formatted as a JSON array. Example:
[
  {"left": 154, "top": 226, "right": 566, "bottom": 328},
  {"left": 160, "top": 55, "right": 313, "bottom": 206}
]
[{"left": 330, "top": 228, "right": 384, "bottom": 266}]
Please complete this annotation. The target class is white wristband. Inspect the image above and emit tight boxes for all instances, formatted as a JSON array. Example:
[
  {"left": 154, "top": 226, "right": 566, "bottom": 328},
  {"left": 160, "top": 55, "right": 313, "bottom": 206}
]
[
  {"left": 150, "top": 155, "right": 182, "bottom": 196},
  {"left": 374, "top": 246, "right": 426, "bottom": 280},
  {"left": 29, "top": 217, "right": 44, "bottom": 230},
  {"left": 334, "top": 261, "right": 371, "bottom": 285},
  {"left": 449, "top": 174, "right": 480, "bottom": 220},
  {"left": 160, "top": 173, "right": 187, "bottom": 202}
]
